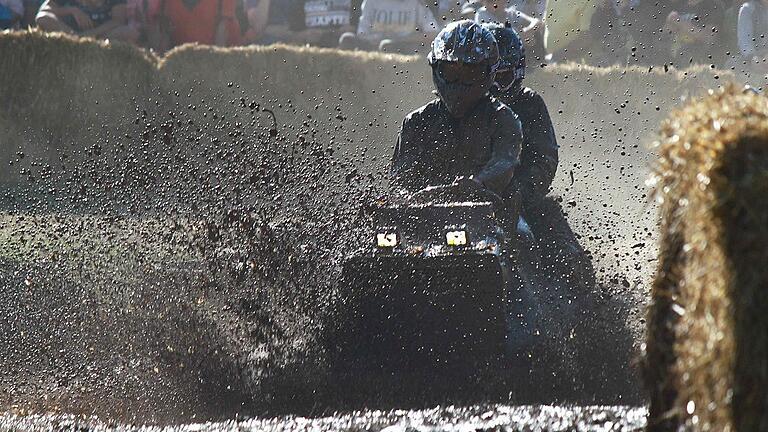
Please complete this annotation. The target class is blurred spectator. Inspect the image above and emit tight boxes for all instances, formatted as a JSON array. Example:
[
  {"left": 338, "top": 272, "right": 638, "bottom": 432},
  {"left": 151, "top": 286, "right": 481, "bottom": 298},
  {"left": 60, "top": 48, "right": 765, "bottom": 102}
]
[
  {"left": 588, "top": 0, "right": 643, "bottom": 66},
  {"left": 36, "top": 0, "right": 138, "bottom": 41},
  {"left": 146, "top": 0, "right": 240, "bottom": 51},
  {"left": 737, "top": 0, "right": 768, "bottom": 63},
  {"left": 240, "top": 0, "right": 268, "bottom": 44},
  {"left": 665, "top": 0, "right": 727, "bottom": 65},
  {"left": 244, "top": 0, "right": 287, "bottom": 43},
  {"left": 0, "top": 0, "right": 23, "bottom": 28},
  {"left": 22, "top": 0, "right": 44, "bottom": 26},
  {"left": 339, "top": 0, "right": 440, "bottom": 54},
  {"left": 471, "top": 1, "right": 546, "bottom": 61},
  {"left": 125, "top": 0, "right": 160, "bottom": 46}
]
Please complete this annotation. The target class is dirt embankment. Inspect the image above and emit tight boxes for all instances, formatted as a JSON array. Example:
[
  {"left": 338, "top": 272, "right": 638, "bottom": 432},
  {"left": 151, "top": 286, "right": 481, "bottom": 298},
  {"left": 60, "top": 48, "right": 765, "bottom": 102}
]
[{"left": 0, "top": 30, "right": 727, "bottom": 425}]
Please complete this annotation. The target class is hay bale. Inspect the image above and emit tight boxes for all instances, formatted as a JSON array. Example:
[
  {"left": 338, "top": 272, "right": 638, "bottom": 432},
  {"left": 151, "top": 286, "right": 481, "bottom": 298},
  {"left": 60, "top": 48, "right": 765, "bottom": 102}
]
[
  {"left": 157, "top": 43, "right": 432, "bottom": 168},
  {"left": 0, "top": 30, "right": 158, "bottom": 131},
  {"left": 0, "top": 30, "right": 159, "bottom": 183},
  {"left": 0, "top": 30, "right": 727, "bottom": 185},
  {"left": 157, "top": 44, "right": 726, "bottom": 183},
  {"left": 644, "top": 85, "right": 768, "bottom": 431}
]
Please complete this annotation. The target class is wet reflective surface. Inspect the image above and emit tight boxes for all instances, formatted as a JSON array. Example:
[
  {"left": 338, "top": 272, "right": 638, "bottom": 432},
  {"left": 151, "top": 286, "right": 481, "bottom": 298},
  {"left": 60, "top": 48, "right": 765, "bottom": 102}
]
[{"left": 0, "top": 405, "right": 647, "bottom": 431}]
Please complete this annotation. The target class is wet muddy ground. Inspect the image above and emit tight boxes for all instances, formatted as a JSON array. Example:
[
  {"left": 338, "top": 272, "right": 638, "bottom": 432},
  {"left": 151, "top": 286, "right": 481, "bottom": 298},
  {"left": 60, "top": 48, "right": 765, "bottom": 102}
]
[{"left": 0, "top": 405, "right": 647, "bottom": 431}]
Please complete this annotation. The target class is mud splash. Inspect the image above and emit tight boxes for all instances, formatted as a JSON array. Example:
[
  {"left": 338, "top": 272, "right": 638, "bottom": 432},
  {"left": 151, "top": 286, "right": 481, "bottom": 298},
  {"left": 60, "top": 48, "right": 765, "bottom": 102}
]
[
  {"left": 1, "top": 78, "right": 643, "bottom": 424},
  {"left": 2, "top": 89, "right": 380, "bottom": 421}
]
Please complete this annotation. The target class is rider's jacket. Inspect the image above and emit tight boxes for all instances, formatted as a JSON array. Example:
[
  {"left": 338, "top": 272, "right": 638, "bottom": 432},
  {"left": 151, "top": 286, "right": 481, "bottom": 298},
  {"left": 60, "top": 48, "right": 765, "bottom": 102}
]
[
  {"left": 391, "top": 97, "right": 523, "bottom": 196},
  {"left": 495, "top": 87, "right": 558, "bottom": 214}
]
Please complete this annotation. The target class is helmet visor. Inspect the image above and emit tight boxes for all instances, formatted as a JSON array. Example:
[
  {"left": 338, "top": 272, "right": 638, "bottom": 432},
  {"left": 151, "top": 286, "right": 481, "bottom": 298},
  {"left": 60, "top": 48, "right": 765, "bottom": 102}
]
[
  {"left": 436, "top": 61, "right": 492, "bottom": 85},
  {"left": 495, "top": 68, "right": 517, "bottom": 90}
]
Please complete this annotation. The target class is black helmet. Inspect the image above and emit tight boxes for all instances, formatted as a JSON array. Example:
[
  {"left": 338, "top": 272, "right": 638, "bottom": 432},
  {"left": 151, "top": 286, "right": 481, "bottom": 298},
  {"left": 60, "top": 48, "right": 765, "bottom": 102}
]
[
  {"left": 428, "top": 20, "right": 500, "bottom": 68},
  {"left": 428, "top": 20, "right": 500, "bottom": 118},
  {"left": 484, "top": 22, "right": 526, "bottom": 91}
]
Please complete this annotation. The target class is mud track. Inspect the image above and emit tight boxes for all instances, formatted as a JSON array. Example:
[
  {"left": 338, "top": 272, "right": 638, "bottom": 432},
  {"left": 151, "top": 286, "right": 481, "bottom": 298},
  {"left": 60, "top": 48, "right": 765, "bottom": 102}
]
[{"left": 0, "top": 406, "right": 647, "bottom": 431}]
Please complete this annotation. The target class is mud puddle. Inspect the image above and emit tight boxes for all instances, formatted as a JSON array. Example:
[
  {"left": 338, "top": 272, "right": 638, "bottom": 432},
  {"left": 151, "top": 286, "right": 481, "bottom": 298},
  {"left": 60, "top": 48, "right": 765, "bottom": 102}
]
[{"left": 0, "top": 405, "right": 646, "bottom": 431}]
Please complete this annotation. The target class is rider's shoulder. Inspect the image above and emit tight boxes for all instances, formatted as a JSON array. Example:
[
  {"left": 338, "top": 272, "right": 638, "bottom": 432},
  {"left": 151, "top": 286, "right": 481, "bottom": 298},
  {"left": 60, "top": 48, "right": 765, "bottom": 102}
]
[
  {"left": 503, "top": 88, "right": 548, "bottom": 115},
  {"left": 403, "top": 99, "right": 443, "bottom": 123},
  {"left": 520, "top": 87, "right": 545, "bottom": 104},
  {"left": 489, "top": 98, "right": 521, "bottom": 122}
]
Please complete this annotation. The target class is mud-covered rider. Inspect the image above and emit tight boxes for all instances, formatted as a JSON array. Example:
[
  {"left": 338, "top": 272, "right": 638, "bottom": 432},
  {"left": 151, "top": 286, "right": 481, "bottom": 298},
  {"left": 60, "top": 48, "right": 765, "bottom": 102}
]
[
  {"left": 484, "top": 23, "right": 557, "bottom": 222},
  {"left": 390, "top": 20, "right": 523, "bottom": 214},
  {"left": 390, "top": 20, "right": 538, "bottom": 355},
  {"left": 486, "top": 22, "right": 591, "bottom": 288}
]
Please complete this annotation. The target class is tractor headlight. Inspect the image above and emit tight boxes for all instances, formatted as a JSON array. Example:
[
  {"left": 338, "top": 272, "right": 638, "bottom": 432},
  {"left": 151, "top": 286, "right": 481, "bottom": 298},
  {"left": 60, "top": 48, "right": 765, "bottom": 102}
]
[
  {"left": 446, "top": 230, "right": 468, "bottom": 246},
  {"left": 376, "top": 232, "right": 398, "bottom": 248}
]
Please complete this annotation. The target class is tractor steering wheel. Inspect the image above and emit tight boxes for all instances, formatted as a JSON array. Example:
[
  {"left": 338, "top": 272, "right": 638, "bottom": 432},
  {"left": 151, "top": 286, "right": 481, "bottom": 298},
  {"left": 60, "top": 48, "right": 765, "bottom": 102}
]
[{"left": 409, "top": 180, "right": 504, "bottom": 208}]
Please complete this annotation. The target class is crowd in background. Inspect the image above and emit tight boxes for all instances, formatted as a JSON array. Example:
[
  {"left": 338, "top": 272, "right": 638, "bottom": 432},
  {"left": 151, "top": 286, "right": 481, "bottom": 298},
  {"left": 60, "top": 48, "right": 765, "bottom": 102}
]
[
  {"left": 582, "top": 0, "right": 768, "bottom": 69},
  {"left": 1, "top": 0, "right": 768, "bottom": 69}
]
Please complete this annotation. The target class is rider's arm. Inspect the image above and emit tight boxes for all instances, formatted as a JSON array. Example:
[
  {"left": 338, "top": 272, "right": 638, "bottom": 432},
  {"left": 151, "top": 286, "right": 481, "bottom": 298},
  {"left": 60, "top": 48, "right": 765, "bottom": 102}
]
[
  {"left": 508, "top": 8, "right": 539, "bottom": 34},
  {"left": 517, "top": 90, "right": 559, "bottom": 210},
  {"left": 474, "top": 104, "right": 522, "bottom": 195}
]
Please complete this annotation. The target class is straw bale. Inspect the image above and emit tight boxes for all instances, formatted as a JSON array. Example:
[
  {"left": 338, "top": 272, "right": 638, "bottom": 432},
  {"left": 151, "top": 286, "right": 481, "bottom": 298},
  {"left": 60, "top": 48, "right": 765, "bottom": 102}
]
[
  {"left": 0, "top": 31, "right": 728, "bottom": 188},
  {"left": 645, "top": 85, "right": 768, "bottom": 431},
  {"left": 0, "top": 30, "right": 157, "bottom": 125},
  {"left": 157, "top": 43, "right": 432, "bottom": 162},
  {"left": 0, "top": 30, "right": 158, "bottom": 176},
  {"left": 158, "top": 44, "right": 726, "bottom": 171}
]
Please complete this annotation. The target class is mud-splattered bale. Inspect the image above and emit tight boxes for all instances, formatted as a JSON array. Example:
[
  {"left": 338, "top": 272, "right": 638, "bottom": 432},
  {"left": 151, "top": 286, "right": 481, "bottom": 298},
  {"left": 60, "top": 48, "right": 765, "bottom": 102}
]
[
  {"left": 157, "top": 43, "right": 432, "bottom": 171},
  {"left": 644, "top": 86, "right": 768, "bottom": 431},
  {"left": 0, "top": 30, "right": 157, "bottom": 129},
  {"left": 0, "top": 30, "right": 158, "bottom": 183},
  {"left": 0, "top": 30, "right": 726, "bottom": 185}
]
